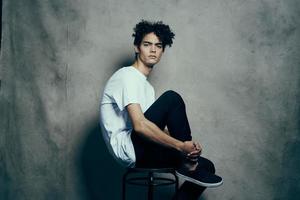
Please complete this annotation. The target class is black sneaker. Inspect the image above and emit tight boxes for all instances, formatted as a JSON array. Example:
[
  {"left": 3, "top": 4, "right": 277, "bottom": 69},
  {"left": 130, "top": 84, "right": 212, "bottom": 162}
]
[{"left": 176, "top": 167, "right": 223, "bottom": 188}]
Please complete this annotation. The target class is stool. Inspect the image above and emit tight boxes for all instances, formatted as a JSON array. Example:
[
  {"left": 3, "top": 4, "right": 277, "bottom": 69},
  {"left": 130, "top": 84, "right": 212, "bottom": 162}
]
[{"left": 122, "top": 168, "right": 179, "bottom": 200}]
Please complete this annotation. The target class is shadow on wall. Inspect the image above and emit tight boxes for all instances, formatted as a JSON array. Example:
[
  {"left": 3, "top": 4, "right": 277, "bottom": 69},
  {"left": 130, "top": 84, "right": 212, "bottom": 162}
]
[
  {"left": 80, "top": 123, "right": 125, "bottom": 200},
  {"left": 79, "top": 57, "right": 134, "bottom": 200},
  {"left": 79, "top": 125, "right": 176, "bottom": 200},
  {"left": 277, "top": 138, "right": 300, "bottom": 198},
  {"left": 79, "top": 124, "right": 182, "bottom": 200},
  {"left": 113, "top": 54, "right": 135, "bottom": 72}
]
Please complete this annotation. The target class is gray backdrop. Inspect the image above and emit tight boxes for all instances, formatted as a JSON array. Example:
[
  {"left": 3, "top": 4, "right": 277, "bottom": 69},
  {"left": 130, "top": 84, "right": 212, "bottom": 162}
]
[{"left": 1, "top": 0, "right": 299, "bottom": 199}]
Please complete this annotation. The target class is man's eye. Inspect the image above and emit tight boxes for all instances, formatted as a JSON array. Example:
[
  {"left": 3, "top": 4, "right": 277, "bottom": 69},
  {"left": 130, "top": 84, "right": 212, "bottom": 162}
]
[
  {"left": 156, "top": 45, "right": 162, "bottom": 48},
  {"left": 143, "top": 43, "right": 149, "bottom": 46}
]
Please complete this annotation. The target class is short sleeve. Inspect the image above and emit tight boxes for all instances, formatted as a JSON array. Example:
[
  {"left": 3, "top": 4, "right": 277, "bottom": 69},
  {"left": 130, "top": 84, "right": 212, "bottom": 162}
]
[{"left": 112, "top": 74, "right": 143, "bottom": 111}]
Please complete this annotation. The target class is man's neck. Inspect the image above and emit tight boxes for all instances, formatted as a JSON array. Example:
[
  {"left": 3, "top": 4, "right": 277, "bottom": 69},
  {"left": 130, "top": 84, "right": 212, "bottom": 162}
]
[{"left": 132, "top": 60, "right": 153, "bottom": 77}]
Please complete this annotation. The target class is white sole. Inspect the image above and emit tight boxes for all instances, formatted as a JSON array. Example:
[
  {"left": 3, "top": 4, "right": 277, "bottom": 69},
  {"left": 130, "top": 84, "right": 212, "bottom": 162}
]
[{"left": 176, "top": 171, "right": 223, "bottom": 188}]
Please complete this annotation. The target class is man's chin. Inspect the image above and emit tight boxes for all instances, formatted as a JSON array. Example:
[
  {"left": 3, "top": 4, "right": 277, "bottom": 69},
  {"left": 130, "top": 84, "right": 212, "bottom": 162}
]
[{"left": 146, "top": 63, "right": 155, "bottom": 68}]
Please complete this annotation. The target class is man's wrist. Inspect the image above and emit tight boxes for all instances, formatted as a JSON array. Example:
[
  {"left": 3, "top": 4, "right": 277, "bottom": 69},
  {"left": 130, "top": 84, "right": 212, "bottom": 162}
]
[{"left": 175, "top": 141, "right": 184, "bottom": 152}]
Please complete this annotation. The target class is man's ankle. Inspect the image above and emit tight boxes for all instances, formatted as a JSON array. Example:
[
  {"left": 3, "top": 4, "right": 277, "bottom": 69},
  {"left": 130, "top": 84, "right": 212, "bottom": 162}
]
[{"left": 181, "top": 161, "right": 198, "bottom": 171}]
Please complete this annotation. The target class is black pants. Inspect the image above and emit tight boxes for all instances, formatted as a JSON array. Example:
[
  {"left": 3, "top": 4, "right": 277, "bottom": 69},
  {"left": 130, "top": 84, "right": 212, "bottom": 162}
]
[{"left": 131, "top": 90, "right": 215, "bottom": 199}]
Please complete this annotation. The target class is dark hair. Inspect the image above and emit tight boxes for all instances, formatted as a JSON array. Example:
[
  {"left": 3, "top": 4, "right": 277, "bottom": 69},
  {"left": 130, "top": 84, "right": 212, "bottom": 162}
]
[{"left": 132, "top": 20, "right": 175, "bottom": 50}]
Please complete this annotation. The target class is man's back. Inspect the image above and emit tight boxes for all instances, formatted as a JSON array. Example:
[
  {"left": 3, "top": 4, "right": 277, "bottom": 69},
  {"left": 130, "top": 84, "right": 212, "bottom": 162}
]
[{"left": 100, "top": 66, "right": 155, "bottom": 167}]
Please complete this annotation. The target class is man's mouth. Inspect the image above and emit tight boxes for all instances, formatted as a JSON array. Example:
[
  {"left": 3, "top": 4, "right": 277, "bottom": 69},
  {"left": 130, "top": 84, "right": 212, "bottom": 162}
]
[{"left": 149, "top": 56, "right": 157, "bottom": 59}]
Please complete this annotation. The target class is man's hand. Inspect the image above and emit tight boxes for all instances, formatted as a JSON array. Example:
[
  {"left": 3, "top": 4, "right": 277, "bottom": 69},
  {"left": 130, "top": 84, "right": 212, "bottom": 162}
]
[{"left": 181, "top": 141, "right": 202, "bottom": 162}]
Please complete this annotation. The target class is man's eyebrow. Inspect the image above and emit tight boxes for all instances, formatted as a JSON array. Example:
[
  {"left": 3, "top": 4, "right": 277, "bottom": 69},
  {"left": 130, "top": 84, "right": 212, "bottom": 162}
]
[{"left": 143, "top": 41, "right": 163, "bottom": 45}]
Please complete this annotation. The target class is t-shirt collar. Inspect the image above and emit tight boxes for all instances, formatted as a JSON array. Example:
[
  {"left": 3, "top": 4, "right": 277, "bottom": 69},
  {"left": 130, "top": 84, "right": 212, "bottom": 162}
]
[{"left": 130, "top": 66, "right": 147, "bottom": 80}]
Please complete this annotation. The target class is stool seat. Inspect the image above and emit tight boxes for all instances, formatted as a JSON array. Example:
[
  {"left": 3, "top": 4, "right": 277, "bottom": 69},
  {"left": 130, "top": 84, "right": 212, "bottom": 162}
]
[{"left": 122, "top": 168, "right": 179, "bottom": 200}]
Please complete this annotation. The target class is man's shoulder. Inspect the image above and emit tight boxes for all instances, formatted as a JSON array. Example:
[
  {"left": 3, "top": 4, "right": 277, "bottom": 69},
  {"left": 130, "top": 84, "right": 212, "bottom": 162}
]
[
  {"left": 104, "top": 66, "right": 137, "bottom": 90},
  {"left": 110, "top": 66, "right": 141, "bottom": 82},
  {"left": 111, "top": 66, "right": 134, "bottom": 78}
]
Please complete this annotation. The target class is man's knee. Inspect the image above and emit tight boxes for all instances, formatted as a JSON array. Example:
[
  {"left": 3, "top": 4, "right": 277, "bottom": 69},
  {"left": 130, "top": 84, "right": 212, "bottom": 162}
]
[{"left": 162, "top": 90, "right": 185, "bottom": 106}]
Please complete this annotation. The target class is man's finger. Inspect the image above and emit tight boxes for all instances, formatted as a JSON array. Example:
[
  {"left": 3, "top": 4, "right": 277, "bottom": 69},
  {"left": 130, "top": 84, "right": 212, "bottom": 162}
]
[
  {"left": 188, "top": 149, "right": 201, "bottom": 155},
  {"left": 194, "top": 142, "right": 201, "bottom": 150},
  {"left": 187, "top": 157, "right": 199, "bottom": 162},
  {"left": 188, "top": 152, "right": 199, "bottom": 156},
  {"left": 187, "top": 153, "right": 200, "bottom": 158}
]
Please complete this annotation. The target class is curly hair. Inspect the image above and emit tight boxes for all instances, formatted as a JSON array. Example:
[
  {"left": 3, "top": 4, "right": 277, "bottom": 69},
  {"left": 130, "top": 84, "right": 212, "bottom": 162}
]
[{"left": 132, "top": 20, "right": 175, "bottom": 50}]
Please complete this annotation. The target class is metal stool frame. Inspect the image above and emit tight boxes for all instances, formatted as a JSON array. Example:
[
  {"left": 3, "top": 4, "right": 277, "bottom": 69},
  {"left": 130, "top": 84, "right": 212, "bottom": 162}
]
[{"left": 122, "top": 168, "right": 179, "bottom": 200}]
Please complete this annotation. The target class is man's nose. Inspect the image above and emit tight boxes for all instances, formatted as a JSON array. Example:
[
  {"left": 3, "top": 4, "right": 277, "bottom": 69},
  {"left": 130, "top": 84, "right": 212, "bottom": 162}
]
[{"left": 150, "top": 45, "right": 156, "bottom": 52}]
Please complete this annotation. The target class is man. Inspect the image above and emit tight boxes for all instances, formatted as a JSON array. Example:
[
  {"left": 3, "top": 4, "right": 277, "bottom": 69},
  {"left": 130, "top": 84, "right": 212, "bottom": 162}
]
[{"left": 100, "top": 20, "right": 222, "bottom": 199}]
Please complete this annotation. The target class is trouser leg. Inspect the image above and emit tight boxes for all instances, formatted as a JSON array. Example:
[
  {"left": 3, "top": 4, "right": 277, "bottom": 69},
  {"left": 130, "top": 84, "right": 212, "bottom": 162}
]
[
  {"left": 142, "top": 90, "right": 191, "bottom": 140},
  {"left": 131, "top": 90, "right": 191, "bottom": 168},
  {"left": 131, "top": 90, "right": 216, "bottom": 170},
  {"left": 131, "top": 90, "right": 216, "bottom": 199}
]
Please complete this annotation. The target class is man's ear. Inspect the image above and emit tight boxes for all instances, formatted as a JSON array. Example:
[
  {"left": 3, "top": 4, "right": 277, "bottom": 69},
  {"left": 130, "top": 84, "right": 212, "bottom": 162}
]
[{"left": 134, "top": 45, "right": 140, "bottom": 54}]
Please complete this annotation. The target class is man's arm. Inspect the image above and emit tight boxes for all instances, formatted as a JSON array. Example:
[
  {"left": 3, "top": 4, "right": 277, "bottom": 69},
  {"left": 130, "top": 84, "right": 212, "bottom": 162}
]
[{"left": 127, "top": 103, "right": 200, "bottom": 155}]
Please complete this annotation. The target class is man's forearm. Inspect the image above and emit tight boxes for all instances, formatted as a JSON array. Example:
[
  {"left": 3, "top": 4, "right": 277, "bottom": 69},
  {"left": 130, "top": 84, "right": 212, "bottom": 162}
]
[{"left": 134, "top": 118, "right": 184, "bottom": 152}]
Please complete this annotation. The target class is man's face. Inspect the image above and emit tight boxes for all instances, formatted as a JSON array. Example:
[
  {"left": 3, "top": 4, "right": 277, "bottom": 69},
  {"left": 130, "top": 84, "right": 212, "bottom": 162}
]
[{"left": 135, "top": 32, "right": 164, "bottom": 67}]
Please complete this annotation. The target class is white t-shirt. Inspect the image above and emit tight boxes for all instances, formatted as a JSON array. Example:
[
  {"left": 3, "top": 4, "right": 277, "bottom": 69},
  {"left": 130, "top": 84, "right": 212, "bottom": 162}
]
[{"left": 100, "top": 66, "right": 155, "bottom": 167}]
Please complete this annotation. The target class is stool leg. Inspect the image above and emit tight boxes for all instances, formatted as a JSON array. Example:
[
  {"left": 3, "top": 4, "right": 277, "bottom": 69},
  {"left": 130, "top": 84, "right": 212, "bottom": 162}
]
[
  {"left": 175, "top": 174, "right": 179, "bottom": 196},
  {"left": 122, "top": 173, "right": 127, "bottom": 200},
  {"left": 148, "top": 172, "right": 154, "bottom": 200}
]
